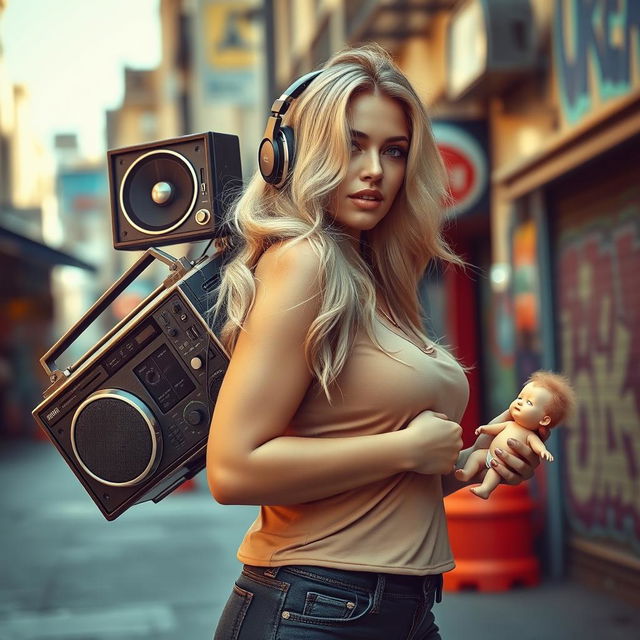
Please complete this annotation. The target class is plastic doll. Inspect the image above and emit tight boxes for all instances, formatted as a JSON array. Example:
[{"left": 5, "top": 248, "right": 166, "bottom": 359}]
[{"left": 455, "top": 371, "right": 576, "bottom": 499}]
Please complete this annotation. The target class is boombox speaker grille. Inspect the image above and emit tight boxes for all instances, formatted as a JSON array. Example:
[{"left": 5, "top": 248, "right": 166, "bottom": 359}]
[
  {"left": 71, "top": 391, "right": 161, "bottom": 487},
  {"left": 120, "top": 150, "right": 197, "bottom": 234}
]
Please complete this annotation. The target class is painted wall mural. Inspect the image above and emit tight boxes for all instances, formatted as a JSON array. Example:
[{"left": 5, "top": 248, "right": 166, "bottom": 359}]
[
  {"left": 554, "top": 0, "right": 640, "bottom": 127},
  {"left": 512, "top": 216, "right": 543, "bottom": 383},
  {"left": 558, "top": 215, "right": 640, "bottom": 553}
]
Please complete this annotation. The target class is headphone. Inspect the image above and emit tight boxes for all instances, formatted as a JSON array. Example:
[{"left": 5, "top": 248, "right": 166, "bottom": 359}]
[{"left": 258, "top": 70, "right": 323, "bottom": 188}]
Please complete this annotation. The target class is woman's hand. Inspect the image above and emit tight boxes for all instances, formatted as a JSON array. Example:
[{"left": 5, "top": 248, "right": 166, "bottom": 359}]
[
  {"left": 472, "top": 408, "right": 540, "bottom": 485},
  {"left": 444, "top": 408, "right": 542, "bottom": 496},
  {"left": 403, "top": 410, "right": 463, "bottom": 475},
  {"left": 489, "top": 438, "right": 541, "bottom": 485}
]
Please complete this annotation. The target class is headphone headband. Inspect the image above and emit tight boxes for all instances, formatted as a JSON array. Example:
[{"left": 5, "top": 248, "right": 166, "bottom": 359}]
[
  {"left": 259, "top": 70, "right": 323, "bottom": 187},
  {"left": 269, "top": 70, "right": 324, "bottom": 118}
]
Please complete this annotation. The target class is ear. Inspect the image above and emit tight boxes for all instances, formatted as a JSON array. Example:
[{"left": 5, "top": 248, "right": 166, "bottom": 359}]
[{"left": 540, "top": 415, "right": 551, "bottom": 427}]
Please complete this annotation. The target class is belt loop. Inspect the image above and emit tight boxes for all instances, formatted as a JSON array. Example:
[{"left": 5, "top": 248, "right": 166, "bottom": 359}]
[
  {"left": 264, "top": 566, "right": 280, "bottom": 578},
  {"left": 370, "top": 574, "right": 385, "bottom": 614},
  {"left": 435, "top": 574, "right": 443, "bottom": 603}
]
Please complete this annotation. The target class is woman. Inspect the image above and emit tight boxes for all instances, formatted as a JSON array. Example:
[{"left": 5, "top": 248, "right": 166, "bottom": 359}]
[{"left": 207, "top": 44, "right": 539, "bottom": 639}]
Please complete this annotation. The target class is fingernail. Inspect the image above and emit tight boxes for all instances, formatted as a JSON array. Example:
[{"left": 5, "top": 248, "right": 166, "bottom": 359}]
[
  {"left": 495, "top": 448, "right": 504, "bottom": 456},
  {"left": 507, "top": 439, "right": 517, "bottom": 448},
  {"left": 491, "top": 459, "right": 498, "bottom": 468}
]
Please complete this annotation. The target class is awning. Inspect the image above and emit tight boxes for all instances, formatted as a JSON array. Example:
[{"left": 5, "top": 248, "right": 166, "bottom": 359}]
[{"left": 0, "top": 226, "right": 97, "bottom": 272}]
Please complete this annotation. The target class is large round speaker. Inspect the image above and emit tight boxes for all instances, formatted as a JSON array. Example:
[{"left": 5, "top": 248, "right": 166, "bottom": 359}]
[
  {"left": 119, "top": 149, "right": 198, "bottom": 235},
  {"left": 108, "top": 132, "right": 242, "bottom": 250},
  {"left": 71, "top": 389, "right": 163, "bottom": 487}
]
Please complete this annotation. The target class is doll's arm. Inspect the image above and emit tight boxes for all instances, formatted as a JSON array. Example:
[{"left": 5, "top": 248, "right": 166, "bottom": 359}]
[
  {"left": 527, "top": 432, "right": 554, "bottom": 462},
  {"left": 475, "top": 422, "right": 507, "bottom": 437}
]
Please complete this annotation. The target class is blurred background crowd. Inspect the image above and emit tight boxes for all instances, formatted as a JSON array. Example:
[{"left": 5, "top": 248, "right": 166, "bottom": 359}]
[{"left": 0, "top": 0, "right": 639, "bottom": 626}]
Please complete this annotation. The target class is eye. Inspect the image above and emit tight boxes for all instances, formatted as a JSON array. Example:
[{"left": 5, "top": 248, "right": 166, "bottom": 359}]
[
  {"left": 350, "top": 139, "right": 362, "bottom": 152},
  {"left": 527, "top": 400, "right": 533, "bottom": 406},
  {"left": 384, "top": 145, "right": 407, "bottom": 158}
]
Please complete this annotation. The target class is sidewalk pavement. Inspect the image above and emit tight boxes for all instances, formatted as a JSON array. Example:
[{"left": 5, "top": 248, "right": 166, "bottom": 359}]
[{"left": 1, "top": 440, "right": 638, "bottom": 640}]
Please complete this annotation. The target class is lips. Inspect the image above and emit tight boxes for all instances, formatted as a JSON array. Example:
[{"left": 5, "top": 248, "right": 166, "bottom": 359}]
[
  {"left": 347, "top": 189, "right": 384, "bottom": 212},
  {"left": 348, "top": 189, "right": 383, "bottom": 201}
]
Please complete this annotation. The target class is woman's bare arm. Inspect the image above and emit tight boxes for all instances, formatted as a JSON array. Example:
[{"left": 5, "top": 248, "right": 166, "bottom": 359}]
[{"left": 206, "top": 240, "right": 457, "bottom": 505}]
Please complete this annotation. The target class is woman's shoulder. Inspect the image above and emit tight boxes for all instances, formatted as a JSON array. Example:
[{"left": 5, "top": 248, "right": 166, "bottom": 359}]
[{"left": 255, "top": 238, "right": 323, "bottom": 288}]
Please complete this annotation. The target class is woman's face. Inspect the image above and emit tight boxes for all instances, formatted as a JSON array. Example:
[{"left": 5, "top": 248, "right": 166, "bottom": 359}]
[{"left": 332, "top": 91, "right": 410, "bottom": 240}]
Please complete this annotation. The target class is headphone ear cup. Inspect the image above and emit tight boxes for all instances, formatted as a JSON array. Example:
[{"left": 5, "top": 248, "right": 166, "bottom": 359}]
[
  {"left": 278, "top": 126, "right": 296, "bottom": 185},
  {"left": 258, "top": 137, "right": 281, "bottom": 185},
  {"left": 260, "top": 70, "right": 321, "bottom": 186}
]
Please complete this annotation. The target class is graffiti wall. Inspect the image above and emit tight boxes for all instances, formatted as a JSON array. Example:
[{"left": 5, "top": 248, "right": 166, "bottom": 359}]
[
  {"left": 555, "top": 155, "right": 640, "bottom": 554},
  {"left": 512, "top": 215, "right": 543, "bottom": 384},
  {"left": 554, "top": 0, "right": 640, "bottom": 127}
]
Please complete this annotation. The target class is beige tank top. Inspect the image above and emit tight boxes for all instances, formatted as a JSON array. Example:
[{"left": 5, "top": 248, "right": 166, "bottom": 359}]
[{"left": 237, "top": 315, "right": 469, "bottom": 575}]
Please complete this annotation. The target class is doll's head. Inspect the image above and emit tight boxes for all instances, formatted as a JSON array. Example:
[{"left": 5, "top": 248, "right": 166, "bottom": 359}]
[{"left": 509, "top": 370, "right": 576, "bottom": 433}]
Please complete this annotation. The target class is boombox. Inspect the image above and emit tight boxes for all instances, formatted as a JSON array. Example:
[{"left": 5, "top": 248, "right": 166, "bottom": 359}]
[
  {"left": 107, "top": 132, "right": 242, "bottom": 250},
  {"left": 32, "top": 248, "right": 229, "bottom": 520}
]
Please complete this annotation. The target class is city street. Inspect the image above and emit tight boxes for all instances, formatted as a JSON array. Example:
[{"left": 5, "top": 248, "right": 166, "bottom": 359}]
[
  {"left": 1, "top": 440, "right": 639, "bottom": 640},
  {"left": 2, "top": 3, "right": 640, "bottom": 638}
]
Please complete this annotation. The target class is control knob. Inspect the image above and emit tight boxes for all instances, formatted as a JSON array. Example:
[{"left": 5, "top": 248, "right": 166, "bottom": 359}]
[{"left": 184, "top": 401, "right": 208, "bottom": 428}]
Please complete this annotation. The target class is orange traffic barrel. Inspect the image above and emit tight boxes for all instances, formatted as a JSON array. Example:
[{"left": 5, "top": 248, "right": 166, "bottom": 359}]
[
  {"left": 174, "top": 477, "right": 197, "bottom": 493},
  {"left": 443, "top": 484, "right": 540, "bottom": 591}
]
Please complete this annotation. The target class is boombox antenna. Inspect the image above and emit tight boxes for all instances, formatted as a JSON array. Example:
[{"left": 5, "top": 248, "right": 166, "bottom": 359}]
[{"left": 41, "top": 248, "right": 192, "bottom": 396}]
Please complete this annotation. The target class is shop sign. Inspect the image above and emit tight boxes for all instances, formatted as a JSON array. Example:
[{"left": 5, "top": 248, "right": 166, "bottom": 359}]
[
  {"left": 447, "top": 0, "right": 487, "bottom": 99},
  {"left": 432, "top": 120, "right": 489, "bottom": 218},
  {"left": 554, "top": 0, "right": 640, "bottom": 127},
  {"left": 198, "top": 0, "right": 260, "bottom": 104}
]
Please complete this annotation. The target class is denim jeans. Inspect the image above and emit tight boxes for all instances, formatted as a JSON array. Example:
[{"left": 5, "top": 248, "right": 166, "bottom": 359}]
[{"left": 214, "top": 564, "right": 443, "bottom": 640}]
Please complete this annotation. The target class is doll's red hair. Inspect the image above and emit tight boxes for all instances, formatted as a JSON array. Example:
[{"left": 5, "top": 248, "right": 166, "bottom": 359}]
[{"left": 526, "top": 370, "right": 576, "bottom": 428}]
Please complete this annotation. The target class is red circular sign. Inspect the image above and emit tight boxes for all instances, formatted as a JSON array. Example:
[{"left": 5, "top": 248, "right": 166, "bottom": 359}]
[
  {"left": 438, "top": 143, "right": 477, "bottom": 206},
  {"left": 432, "top": 122, "right": 487, "bottom": 217}
]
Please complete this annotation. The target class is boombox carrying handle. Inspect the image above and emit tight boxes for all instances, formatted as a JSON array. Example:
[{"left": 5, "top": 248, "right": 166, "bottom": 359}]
[{"left": 41, "top": 248, "right": 191, "bottom": 386}]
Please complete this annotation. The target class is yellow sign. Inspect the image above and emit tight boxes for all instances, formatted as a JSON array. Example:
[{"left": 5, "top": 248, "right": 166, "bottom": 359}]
[{"left": 205, "top": 1, "right": 258, "bottom": 70}]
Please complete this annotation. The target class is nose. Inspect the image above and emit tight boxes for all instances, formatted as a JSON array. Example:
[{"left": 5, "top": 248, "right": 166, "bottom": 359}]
[{"left": 360, "top": 149, "right": 383, "bottom": 182}]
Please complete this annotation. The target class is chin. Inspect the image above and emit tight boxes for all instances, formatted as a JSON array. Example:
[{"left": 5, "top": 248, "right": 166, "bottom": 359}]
[{"left": 339, "top": 213, "right": 386, "bottom": 234}]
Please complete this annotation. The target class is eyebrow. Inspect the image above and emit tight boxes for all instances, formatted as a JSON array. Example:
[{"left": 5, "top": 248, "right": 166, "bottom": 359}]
[{"left": 350, "top": 129, "right": 410, "bottom": 144}]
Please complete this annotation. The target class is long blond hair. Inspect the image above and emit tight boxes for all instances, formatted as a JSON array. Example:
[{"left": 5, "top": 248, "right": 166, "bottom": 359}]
[{"left": 209, "top": 44, "right": 461, "bottom": 401}]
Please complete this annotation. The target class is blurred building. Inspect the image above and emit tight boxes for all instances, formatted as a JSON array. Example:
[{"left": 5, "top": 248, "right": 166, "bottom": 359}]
[
  {"left": 108, "top": 0, "right": 263, "bottom": 186},
  {"left": 52, "top": 150, "right": 113, "bottom": 364},
  {"left": 0, "top": 0, "right": 97, "bottom": 438},
  {"left": 105, "top": 0, "right": 262, "bottom": 293},
  {"left": 188, "top": 0, "right": 265, "bottom": 175},
  {"left": 264, "top": 0, "right": 640, "bottom": 604},
  {"left": 107, "top": 68, "right": 163, "bottom": 150}
]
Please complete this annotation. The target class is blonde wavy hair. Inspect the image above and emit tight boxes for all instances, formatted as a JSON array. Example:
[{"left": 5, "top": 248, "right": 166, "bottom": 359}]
[{"left": 209, "top": 43, "right": 462, "bottom": 401}]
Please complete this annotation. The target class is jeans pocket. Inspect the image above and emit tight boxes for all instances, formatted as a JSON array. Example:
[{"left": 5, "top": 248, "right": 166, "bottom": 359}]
[
  {"left": 303, "top": 591, "right": 356, "bottom": 619},
  {"left": 282, "top": 584, "right": 371, "bottom": 627},
  {"left": 214, "top": 584, "right": 253, "bottom": 640}
]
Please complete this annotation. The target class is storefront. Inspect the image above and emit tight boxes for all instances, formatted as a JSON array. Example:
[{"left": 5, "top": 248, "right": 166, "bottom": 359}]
[
  {"left": 0, "top": 226, "right": 96, "bottom": 438},
  {"left": 490, "top": 0, "right": 640, "bottom": 599},
  {"left": 548, "top": 137, "right": 640, "bottom": 600}
]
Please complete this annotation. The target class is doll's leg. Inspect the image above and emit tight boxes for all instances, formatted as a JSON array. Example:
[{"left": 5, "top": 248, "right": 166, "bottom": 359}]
[
  {"left": 454, "top": 449, "right": 487, "bottom": 482},
  {"left": 470, "top": 467, "right": 501, "bottom": 499}
]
